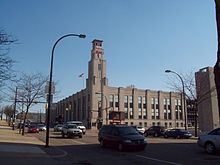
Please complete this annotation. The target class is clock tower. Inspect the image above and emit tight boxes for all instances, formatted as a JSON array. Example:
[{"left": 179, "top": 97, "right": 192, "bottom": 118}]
[{"left": 86, "top": 39, "right": 108, "bottom": 127}]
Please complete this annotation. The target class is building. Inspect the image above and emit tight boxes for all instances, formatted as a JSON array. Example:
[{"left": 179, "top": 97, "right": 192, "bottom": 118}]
[
  {"left": 195, "top": 67, "right": 219, "bottom": 132},
  {"left": 51, "top": 39, "right": 186, "bottom": 130}
]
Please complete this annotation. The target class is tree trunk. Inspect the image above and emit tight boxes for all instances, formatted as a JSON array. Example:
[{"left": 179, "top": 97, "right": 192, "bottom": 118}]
[
  {"left": 22, "top": 106, "right": 29, "bottom": 135},
  {"left": 214, "top": 0, "right": 220, "bottom": 120}
]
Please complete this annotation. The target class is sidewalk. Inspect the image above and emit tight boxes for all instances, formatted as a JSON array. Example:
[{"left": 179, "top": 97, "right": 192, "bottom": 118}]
[
  {"left": 0, "top": 120, "right": 45, "bottom": 154},
  {"left": 0, "top": 120, "right": 66, "bottom": 159}
]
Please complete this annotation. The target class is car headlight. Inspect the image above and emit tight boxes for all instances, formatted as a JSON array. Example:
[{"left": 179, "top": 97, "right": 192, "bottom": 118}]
[{"left": 123, "top": 140, "right": 132, "bottom": 143}]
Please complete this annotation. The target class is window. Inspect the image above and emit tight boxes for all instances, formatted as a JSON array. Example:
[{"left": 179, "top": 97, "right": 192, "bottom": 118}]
[
  {"left": 144, "top": 122, "right": 147, "bottom": 128},
  {"left": 151, "top": 109, "right": 155, "bottom": 119},
  {"left": 143, "top": 108, "right": 147, "bottom": 119},
  {"left": 98, "top": 64, "right": 101, "bottom": 70},
  {"left": 163, "top": 98, "right": 170, "bottom": 120},
  {"left": 165, "top": 122, "right": 168, "bottom": 128},
  {"left": 175, "top": 99, "right": 182, "bottom": 120},
  {"left": 155, "top": 109, "right": 159, "bottom": 119},
  {"left": 143, "top": 97, "right": 146, "bottom": 108},
  {"left": 129, "top": 96, "right": 133, "bottom": 108},
  {"left": 124, "top": 108, "right": 128, "bottom": 119},
  {"left": 115, "top": 95, "right": 119, "bottom": 109},
  {"left": 168, "top": 109, "right": 171, "bottom": 119},
  {"left": 138, "top": 108, "right": 142, "bottom": 119},
  {"left": 138, "top": 96, "right": 142, "bottom": 108},
  {"left": 124, "top": 96, "right": 128, "bottom": 108},
  {"left": 169, "top": 122, "right": 172, "bottom": 128},
  {"left": 130, "top": 108, "right": 133, "bottom": 119},
  {"left": 109, "top": 95, "right": 113, "bottom": 107},
  {"left": 151, "top": 97, "right": 159, "bottom": 119}
]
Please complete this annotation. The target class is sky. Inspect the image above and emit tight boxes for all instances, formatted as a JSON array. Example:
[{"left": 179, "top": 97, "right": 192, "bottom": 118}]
[{"left": 0, "top": 0, "right": 217, "bottom": 112}]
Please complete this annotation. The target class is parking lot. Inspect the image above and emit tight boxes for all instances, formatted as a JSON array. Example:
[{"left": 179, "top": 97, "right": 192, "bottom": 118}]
[{"left": 31, "top": 129, "right": 220, "bottom": 165}]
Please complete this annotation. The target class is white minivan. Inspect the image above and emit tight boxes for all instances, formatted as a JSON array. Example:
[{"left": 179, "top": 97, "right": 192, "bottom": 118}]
[{"left": 66, "top": 121, "right": 86, "bottom": 135}]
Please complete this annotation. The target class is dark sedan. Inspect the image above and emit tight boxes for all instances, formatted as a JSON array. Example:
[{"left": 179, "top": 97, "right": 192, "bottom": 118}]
[{"left": 164, "top": 128, "right": 192, "bottom": 139}]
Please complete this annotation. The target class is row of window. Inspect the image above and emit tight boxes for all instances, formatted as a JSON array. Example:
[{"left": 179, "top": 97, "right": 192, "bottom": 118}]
[
  {"left": 108, "top": 95, "right": 183, "bottom": 120},
  {"left": 125, "top": 121, "right": 184, "bottom": 128}
]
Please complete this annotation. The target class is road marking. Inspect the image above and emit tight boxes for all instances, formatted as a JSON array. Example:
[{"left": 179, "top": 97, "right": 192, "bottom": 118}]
[{"left": 136, "top": 155, "right": 182, "bottom": 165}]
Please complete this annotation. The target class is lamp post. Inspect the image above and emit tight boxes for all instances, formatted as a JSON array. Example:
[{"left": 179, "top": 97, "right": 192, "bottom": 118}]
[
  {"left": 45, "top": 33, "right": 86, "bottom": 148},
  {"left": 165, "top": 69, "right": 187, "bottom": 130},
  {"left": 95, "top": 92, "right": 108, "bottom": 125}
]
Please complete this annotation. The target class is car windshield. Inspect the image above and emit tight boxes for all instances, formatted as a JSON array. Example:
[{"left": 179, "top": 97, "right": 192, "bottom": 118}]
[
  {"left": 118, "top": 126, "right": 138, "bottom": 135},
  {"left": 68, "top": 124, "right": 77, "bottom": 129}
]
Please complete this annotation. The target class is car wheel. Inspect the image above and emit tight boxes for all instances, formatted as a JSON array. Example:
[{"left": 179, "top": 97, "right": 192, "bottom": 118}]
[
  {"left": 176, "top": 135, "right": 181, "bottom": 139},
  {"left": 79, "top": 135, "right": 82, "bottom": 138},
  {"left": 118, "top": 143, "right": 123, "bottom": 152},
  {"left": 205, "top": 142, "right": 216, "bottom": 154},
  {"left": 100, "top": 139, "right": 105, "bottom": 148},
  {"left": 164, "top": 134, "right": 168, "bottom": 138},
  {"left": 62, "top": 132, "right": 65, "bottom": 138},
  {"left": 154, "top": 133, "right": 158, "bottom": 137}
]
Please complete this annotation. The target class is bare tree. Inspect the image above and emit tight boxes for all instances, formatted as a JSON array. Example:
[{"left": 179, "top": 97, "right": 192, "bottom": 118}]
[
  {"left": 166, "top": 70, "right": 215, "bottom": 103},
  {"left": 166, "top": 70, "right": 216, "bottom": 136},
  {"left": 14, "top": 73, "right": 47, "bottom": 135},
  {"left": 0, "top": 29, "right": 17, "bottom": 88}
]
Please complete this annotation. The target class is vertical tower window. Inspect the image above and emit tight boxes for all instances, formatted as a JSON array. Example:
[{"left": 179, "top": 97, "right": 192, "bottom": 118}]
[
  {"left": 138, "top": 96, "right": 142, "bottom": 119},
  {"left": 129, "top": 96, "right": 133, "bottom": 119},
  {"left": 124, "top": 96, "right": 128, "bottom": 119},
  {"left": 151, "top": 97, "right": 159, "bottom": 119},
  {"left": 115, "top": 95, "right": 119, "bottom": 110},
  {"left": 109, "top": 95, "right": 113, "bottom": 107}
]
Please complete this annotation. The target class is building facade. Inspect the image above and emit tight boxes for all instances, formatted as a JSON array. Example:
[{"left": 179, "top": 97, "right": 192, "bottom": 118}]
[
  {"left": 51, "top": 39, "right": 185, "bottom": 130},
  {"left": 195, "top": 67, "right": 219, "bottom": 132}
]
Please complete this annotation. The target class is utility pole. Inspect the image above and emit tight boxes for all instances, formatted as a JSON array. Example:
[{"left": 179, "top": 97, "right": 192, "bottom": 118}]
[{"left": 12, "top": 87, "right": 18, "bottom": 130}]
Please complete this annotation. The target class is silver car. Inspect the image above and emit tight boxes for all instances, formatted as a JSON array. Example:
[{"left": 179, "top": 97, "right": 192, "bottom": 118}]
[{"left": 197, "top": 128, "right": 220, "bottom": 154}]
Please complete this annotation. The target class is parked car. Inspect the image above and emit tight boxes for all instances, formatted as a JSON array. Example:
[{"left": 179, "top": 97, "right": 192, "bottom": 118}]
[
  {"left": 164, "top": 128, "right": 192, "bottom": 139},
  {"left": 98, "top": 124, "right": 147, "bottom": 151},
  {"left": 197, "top": 128, "right": 220, "bottom": 154},
  {"left": 61, "top": 124, "right": 82, "bottom": 138},
  {"left": 66, "top": 121, "right": 86, "bottom": 134},
  {"left": 131, "top": 125, "right": 145, "bottom": 135},
  {"left": 144, "top": 126, "right": 165, "bottom": 137},
  {"left": 54, "top": 124, "right": 63, "bottom": 132},
  {"left": 37, "top": 123, "right": 46, "bottom": 131},
  {"left": 27, "top": 124, "right": 39, "bottom": 133}
]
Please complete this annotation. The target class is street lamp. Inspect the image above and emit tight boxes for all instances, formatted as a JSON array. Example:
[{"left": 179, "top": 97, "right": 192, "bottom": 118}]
[
  {"left": 165, "top": 69, "right": 187, "bottom": 130},
  {"left": 46, "top": 33, "right": 86, "bottom": 148},
  {"left": 95, "top": 92, "right": 108, "bottom": 125}
]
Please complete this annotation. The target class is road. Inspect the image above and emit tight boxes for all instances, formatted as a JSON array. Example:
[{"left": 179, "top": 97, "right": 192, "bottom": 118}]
[{"left": 33, "top": 130, "right": 220, "bottom": 165}]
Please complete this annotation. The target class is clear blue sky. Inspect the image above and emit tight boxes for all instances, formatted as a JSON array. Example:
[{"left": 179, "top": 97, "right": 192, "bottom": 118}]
[{"left": 0, "top": 0, "right": 217, "bottom": 112}]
